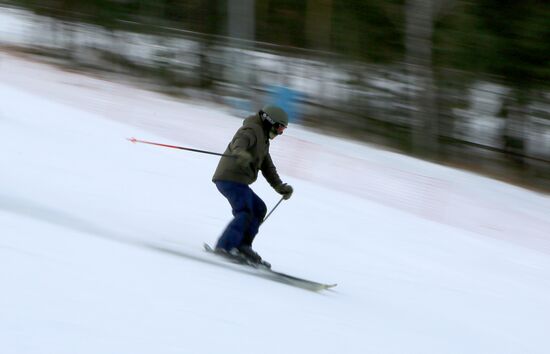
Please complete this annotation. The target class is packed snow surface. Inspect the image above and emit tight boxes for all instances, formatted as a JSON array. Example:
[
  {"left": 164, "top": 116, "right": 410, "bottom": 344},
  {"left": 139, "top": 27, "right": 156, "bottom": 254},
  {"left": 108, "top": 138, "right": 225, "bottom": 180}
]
[{"left": 1, "top": 53, "right": 550, "bottom": 354}]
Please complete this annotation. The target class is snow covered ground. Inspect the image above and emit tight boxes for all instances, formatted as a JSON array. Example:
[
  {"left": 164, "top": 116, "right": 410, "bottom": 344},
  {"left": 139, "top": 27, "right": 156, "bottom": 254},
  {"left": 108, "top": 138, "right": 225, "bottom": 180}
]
[{"left": 1, "top": 52, "right": 550, "bottom": 354}]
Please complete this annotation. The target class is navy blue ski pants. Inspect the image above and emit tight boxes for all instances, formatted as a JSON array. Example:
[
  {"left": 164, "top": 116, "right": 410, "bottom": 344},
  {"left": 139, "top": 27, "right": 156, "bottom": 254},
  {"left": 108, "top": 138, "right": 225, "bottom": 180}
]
[{"left": 215, "top": 180, "right": 267, "bottom": 251}]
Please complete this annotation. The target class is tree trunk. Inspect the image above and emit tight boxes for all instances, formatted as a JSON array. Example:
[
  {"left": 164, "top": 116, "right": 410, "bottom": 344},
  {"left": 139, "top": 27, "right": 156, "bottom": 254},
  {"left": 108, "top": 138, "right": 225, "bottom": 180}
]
[
  {"left": 227, "top": 0, "right": 255, "bottom": 42},
  {"left": 305, "top": 0, "right": 333, "bottom": 51},
  {"left": 225, "top": 0, "right": 255, "bottom": 85},
  {"left": 405, "top": 0, "right": 438, "bottom": 155},
  {"left": 501, "top": 91, "right": 527, "bottom": 166}
]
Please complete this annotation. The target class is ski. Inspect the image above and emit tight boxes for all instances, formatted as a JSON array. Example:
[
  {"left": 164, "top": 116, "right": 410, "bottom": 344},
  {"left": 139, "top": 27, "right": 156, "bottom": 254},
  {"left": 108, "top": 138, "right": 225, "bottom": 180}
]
[{"left": 204, "top": 243, "right": 337, "bottom": 292}]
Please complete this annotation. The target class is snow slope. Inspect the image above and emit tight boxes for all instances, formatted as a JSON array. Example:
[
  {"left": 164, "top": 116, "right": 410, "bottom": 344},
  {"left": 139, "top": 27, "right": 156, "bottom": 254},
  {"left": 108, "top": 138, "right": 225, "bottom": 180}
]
[{"left": 1, "top": 53, "right": 550, "bottom": 354}]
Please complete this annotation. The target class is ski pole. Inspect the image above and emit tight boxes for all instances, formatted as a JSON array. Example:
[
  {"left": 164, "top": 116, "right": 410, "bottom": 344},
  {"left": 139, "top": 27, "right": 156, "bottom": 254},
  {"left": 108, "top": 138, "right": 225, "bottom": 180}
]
[
  {"left": 128, "top": 137, "right": 234, "bottom": 158},
  {"left": 262, "top": 196, "right": 285, "bottom": 225}
]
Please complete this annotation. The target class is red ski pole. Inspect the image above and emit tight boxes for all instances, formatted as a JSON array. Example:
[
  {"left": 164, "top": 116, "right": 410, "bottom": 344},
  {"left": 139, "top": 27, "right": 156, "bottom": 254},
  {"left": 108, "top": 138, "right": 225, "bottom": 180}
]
[{"left": 128, "top": 137, "right": 233, "bottom": 158}]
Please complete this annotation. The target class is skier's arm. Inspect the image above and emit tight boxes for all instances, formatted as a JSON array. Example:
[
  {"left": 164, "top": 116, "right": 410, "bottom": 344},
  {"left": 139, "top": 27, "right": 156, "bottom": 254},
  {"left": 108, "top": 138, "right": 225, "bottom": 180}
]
[
  {"left": 229, "top": 127, "right": 256, "bottom": 167},
  {"left": 261, "top": 153, "right": 283, "bottom": 188},
  {"left": 262, "top": 153, "right": 293, "bottom": 199},
  {"left": 230, "top": 127, "right": 256, "bottom": 153}
]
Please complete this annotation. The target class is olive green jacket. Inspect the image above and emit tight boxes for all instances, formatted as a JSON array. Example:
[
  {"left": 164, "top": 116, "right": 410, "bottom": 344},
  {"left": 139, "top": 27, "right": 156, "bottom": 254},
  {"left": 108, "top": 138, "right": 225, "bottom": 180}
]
[{"left": 212, "top": 114, "right": 282, "bottom": 187}]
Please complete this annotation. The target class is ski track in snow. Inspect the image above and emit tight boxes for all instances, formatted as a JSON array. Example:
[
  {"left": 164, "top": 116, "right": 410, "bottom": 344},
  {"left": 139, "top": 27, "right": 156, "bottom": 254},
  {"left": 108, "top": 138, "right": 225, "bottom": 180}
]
[{"left": 1, "top": 51, "right": 550, "bottom": 354}]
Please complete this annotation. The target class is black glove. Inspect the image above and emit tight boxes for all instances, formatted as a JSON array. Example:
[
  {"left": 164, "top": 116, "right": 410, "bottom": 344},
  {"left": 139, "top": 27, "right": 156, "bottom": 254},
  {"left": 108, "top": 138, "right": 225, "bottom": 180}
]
[
  {"left": 234, "top": 150, "right": 252, "bottom": 169},
  {"left": 275, "top": 183, "right": 293, "bottom": 200}
]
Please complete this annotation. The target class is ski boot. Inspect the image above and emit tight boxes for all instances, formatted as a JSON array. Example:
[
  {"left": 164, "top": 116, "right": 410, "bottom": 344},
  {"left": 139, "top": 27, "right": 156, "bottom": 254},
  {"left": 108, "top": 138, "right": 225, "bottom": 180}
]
[{"left": 232, "top": 245, "right": 271, "bottom": 269}]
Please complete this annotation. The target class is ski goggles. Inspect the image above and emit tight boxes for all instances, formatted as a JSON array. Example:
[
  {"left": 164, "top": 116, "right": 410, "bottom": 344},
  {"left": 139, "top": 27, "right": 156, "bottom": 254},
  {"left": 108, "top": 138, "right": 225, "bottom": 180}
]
[
  {"left": 262, "top": 111, "right": 287, "bottom": 135},
  {"left": 273, "top": 122, "right": 287, "bottom": 135}
]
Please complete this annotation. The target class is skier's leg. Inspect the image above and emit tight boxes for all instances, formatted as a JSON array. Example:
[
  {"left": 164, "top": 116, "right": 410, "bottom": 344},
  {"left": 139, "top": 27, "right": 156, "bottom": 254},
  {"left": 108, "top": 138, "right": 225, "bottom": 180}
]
[
  {"left": 241, "top": 190, "right": 267, "bottom": 246},
  {"left": 215, "top": 181, "right": 255, "bottom": 251}
]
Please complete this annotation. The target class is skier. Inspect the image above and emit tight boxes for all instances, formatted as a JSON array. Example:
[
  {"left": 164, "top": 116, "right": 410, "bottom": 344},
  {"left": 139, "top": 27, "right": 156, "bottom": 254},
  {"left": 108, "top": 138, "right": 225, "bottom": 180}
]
[{"left": 212, "top": 105, "right": 294, "bottom": 267}]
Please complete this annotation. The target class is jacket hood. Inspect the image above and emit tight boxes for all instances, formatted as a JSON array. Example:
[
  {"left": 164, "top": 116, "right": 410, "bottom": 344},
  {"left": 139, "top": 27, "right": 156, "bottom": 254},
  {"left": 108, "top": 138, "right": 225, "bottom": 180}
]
[
  {"left": 243, "top": 114, "right": 261, "bottom": 127},
  {"left": 243, "top": 114, "right": 270, "bottom": 139}
]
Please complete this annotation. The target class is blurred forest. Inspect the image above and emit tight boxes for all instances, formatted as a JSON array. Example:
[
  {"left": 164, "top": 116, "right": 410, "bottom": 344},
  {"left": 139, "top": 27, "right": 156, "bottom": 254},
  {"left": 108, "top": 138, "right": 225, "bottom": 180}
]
[{"left": 1, "top": 0, "right": 549, "bottom": 190}]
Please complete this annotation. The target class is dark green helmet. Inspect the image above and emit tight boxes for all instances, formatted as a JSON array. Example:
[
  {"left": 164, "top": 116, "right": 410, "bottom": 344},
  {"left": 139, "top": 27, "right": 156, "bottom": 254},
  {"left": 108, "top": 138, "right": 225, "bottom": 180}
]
[{"left": 260, "top": 105, "right": 288, "bottom": 128}]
